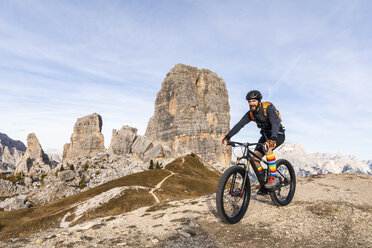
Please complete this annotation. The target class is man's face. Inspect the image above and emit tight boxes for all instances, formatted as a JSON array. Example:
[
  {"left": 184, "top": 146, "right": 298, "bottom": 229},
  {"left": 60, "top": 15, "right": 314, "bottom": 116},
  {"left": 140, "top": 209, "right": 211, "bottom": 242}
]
[{"left": 248, "top": 99, "right": 259, "bottom": 111}]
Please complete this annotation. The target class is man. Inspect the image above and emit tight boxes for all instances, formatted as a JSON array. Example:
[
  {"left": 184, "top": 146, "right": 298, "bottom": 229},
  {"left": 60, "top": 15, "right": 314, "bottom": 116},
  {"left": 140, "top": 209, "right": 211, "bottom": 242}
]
[{"left": 222, "top": 90, "right": 285, "bottom": 189}]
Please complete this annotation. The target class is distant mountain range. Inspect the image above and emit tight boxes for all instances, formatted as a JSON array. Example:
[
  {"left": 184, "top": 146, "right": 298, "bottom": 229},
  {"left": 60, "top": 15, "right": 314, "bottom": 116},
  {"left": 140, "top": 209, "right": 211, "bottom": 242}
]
[
  {"left": 231, "top": 143, "right": 371, "bottom": 178},
  {"left": 275, "top": 143, "right": 371, "bottom": 176}
]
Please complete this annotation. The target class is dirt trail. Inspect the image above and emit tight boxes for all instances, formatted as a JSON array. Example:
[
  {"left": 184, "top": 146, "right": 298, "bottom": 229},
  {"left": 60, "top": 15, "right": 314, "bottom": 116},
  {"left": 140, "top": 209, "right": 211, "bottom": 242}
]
[{"left": 149, "top": 171, "right": 176, "bottom": 203}]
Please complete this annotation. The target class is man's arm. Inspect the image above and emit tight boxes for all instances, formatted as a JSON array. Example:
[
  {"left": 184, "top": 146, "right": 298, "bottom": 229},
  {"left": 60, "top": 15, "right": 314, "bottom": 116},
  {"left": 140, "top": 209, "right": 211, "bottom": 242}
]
[
  {"left": 267, "top": 105, "right": 281, "bottom": 141},
  {"left": 224, "top": 112, "right": 251, "bottom": 140}
]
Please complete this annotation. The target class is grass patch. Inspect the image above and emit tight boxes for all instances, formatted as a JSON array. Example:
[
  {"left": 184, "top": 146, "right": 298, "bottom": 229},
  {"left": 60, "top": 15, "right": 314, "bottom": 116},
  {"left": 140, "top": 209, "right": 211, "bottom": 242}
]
[
  {"left": 146, "top": 203, "right": 173, "bottom": 212},
  {"left": 156, "top": 155, "right": 221, "bottom": 202},
  {"left": 307, "top": 174, "right": 324, "bottom": 179},
  {"left": 0, "top": 173, "right": 23, "bottom": 183},
  {"left": 104, "top": 216, "right": 116, "bottom": 221},
  {"left": 78, "top": 175, "right": 86, "bottom": 189}
]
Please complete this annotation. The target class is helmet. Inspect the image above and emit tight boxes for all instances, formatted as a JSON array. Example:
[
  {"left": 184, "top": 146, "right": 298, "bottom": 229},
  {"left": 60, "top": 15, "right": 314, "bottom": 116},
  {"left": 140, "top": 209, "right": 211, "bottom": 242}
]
[{"left": 246, "top": 90, "right": 262, "bottom": 101}]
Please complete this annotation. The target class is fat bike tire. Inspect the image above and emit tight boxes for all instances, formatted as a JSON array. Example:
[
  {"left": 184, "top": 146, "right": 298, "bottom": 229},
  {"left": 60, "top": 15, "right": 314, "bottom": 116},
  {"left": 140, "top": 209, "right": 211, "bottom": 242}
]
[
  {"left": 269, "top": 159, "right": 296, "bottom": 206},
  {"left": 216, "top": 166, "right": 250, "bottom": 224}
]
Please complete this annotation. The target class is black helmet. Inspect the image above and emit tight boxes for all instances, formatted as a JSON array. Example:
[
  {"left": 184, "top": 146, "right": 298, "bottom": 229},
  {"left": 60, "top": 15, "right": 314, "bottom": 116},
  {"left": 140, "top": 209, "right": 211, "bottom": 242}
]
[{"left": 246, "top": 90, "right": 262, "bottom": 101}]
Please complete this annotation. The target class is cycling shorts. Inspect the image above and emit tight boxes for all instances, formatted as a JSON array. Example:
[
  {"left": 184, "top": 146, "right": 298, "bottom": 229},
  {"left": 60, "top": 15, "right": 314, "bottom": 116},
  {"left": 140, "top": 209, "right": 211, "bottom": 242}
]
[{"left": 255, "top": 131, "right": 285, "bottom": 155}]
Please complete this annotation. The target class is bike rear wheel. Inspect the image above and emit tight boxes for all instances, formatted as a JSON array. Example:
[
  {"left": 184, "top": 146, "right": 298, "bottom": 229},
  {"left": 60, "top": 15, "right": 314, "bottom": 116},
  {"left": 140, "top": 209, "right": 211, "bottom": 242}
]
[
  {"left": 269, "top": 159, "right": 296, "bottom": 206},
  {"left": 216, "top": 166, "right": 250, "bottom": 224}
]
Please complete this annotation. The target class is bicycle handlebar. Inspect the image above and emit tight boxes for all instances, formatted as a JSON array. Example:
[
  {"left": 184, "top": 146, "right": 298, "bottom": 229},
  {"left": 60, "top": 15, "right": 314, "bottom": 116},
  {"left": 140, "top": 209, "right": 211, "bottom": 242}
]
[{"left": 227, "top": 141, "right": 264, "bottom": 148}]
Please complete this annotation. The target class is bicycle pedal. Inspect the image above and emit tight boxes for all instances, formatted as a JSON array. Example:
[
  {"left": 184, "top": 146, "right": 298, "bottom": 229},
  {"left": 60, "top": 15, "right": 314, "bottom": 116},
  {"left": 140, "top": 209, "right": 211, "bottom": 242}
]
[{"left": 256, "top": 188, "right": 269, "bottom": 195}]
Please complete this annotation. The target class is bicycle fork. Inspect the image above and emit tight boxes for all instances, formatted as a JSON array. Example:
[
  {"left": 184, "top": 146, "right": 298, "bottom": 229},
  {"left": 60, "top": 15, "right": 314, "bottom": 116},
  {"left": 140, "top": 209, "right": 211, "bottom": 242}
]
[{"left": 229, "top": 166, "right": 249, "bottom": 197}]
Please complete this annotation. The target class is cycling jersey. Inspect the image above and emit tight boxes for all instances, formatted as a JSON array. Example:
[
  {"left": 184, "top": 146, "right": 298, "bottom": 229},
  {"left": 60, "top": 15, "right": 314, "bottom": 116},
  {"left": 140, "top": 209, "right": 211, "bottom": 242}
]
[{"left": 225, "top": 102, "right": 284, "bottom": 141}]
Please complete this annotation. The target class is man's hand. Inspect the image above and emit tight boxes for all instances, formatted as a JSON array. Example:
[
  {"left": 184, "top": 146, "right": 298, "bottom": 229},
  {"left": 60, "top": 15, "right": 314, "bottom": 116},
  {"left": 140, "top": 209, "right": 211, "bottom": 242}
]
[{"left": 267, "top": 139, "right": 276, "bottom": 149}]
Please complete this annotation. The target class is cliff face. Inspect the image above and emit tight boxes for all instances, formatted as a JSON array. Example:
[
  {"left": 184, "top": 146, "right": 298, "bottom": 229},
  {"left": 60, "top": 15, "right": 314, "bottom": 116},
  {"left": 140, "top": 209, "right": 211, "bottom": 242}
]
[
  {"left": 63, "top": 113, "right": 105, "bottom": 162},
  {"left": 145, "top": 64, "right": 231, "bottom": 166},
  {"left": 0, "top": 133, "right": 26, "bottom": 172}
]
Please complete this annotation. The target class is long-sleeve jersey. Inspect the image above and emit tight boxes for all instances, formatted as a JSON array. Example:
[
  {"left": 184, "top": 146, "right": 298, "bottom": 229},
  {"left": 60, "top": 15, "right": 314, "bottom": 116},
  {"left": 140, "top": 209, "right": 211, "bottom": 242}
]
[{"left": 225, "top": 103, "right": 284, "bottom": 141}]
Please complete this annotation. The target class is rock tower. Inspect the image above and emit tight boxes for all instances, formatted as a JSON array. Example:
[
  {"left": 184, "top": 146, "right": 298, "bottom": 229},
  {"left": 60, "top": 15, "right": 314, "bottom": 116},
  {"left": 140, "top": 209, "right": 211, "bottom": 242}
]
[
  {"left": 16, "top": 133, "right": 52, "bottom": 176},
  {"left": 63, "top": 113, "right": 105, "bottom": 162},
  {"left": 146, "top": 64, "right": 231, "bottom": 165}
]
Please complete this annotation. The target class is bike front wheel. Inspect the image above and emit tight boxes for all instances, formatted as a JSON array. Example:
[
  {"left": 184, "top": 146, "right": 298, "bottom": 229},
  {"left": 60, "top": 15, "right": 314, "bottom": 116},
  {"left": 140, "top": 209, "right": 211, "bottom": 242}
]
[
  {"left": 269, "top": 159, "right": 296, "bottom": 206},
  {"left": 216, "top": 166, "right": 250, "bottom": 224}
]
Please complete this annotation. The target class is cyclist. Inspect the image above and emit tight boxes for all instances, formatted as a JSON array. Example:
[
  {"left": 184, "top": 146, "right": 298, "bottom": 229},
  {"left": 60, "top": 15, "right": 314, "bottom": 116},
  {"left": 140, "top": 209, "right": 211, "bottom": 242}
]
[{"left": 222, "top": 90, "right": 285, "bottom": 190}]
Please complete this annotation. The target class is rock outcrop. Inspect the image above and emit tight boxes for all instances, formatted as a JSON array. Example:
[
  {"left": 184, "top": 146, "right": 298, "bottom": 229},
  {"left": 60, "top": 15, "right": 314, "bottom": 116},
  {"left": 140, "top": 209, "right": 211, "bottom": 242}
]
[
  {"left": 0, "top": 132, "right": 26, "bottom": 172},
  {"left": 63, "top": 113, "right": 105, "bottom": 162},
  {"left": 109, "top": 125, "right": 164, "bottom": 162},
  {"left": 16, "top": 133, "right": 52, "bottom": 176},
  {"left": 145, "top": 64, "right": 231, "bottom": 166}
]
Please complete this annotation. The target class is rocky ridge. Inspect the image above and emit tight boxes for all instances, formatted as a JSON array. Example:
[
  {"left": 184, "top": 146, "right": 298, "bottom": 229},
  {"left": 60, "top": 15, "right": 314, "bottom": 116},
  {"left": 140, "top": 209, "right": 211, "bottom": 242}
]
[
  {"left": 146, "top": 64, "right": 231, "bottom": 166},
  {"left": 0, "top": 132, "right": 26, "bottom": 173}
]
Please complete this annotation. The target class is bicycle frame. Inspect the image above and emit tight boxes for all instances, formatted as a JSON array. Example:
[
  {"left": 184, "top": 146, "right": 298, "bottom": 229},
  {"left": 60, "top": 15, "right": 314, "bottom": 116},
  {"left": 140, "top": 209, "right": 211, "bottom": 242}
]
[
  {"left": 229, "top": 141, "right": 292, "bottom": 196},
  {"left": 232, "top": 142, "right": 268, "bottom": 188}
]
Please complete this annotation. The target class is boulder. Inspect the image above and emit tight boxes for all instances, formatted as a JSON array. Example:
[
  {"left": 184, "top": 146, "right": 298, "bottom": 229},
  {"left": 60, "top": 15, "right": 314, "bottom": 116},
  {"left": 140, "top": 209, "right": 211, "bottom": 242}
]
[
  {"left": 108, "top": 126, "right": 164, "bottom": 162},
  {"left": 63, "top": 113, "right": 105, "bottom": 162},
  {"left": 0, "top": 178, "right": 29, "bottom": 197},
  {"left": 145, "top": 64, "right": 231, "bottom": 166},
  {"left": 58, "top": 170, "right": 76, "bottom": 181},
  {"left": 143, "top": 144, "right": 164, "bottom": 162},
  {"left": 131, "top": 135, "right": 153, "bottom": 156},
  {"left": 108, "top": 126, "right": 137, "bottom": 156},
  {"left": 23, "top": 177, "right": 33, "bottom": 186},
  {"left": 0, "top": 194, "right": 31, "bottom": 211}
]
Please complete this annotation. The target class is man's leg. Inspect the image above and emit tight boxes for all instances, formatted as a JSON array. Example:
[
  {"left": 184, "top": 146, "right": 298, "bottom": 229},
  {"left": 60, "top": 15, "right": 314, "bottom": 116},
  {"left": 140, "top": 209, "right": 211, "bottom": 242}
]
[
  {"left": 253, "top": 150, "right": 264, "bottom": 173},
  {"left": 264, "top": 146, "right": 279, "bottom": 189}
]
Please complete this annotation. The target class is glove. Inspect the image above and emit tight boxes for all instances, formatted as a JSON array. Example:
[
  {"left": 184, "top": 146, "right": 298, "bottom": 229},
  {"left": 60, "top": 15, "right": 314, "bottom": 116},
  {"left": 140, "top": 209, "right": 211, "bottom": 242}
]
[{"left": 267, "top": 139, "right": 276, "bottom": 148}]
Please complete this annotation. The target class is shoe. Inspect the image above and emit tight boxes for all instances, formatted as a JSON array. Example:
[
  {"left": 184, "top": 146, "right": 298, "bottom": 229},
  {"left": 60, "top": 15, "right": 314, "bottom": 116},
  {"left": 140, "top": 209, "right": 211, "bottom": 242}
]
[
  {"left": 256, "top": 187, "right": 268, "bottom": 195},
  {"left": 264, "top": 176, "right": 280, "bottom": 189}
]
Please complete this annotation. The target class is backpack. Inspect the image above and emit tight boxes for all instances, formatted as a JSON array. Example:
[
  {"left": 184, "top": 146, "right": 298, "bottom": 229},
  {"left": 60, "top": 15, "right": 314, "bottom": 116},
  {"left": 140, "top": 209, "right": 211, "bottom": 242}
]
[{"left": 249, "top": 102, "right": 282, "bottom": 122}]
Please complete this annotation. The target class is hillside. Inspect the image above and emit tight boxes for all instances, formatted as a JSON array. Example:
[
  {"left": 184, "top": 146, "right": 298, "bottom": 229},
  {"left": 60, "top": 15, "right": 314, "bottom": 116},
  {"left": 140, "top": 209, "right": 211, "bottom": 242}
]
[
  {"left": 0, "top": 154, "right": 221, "bottom": 240},
  {"left": 0, "top": 173, "right": 370, "bottom": 247}
]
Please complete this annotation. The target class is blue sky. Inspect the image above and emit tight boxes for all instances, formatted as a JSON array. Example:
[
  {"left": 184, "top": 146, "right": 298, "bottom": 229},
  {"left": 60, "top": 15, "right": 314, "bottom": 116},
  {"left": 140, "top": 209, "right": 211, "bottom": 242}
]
[{"left": 0, "top": 0, "right": 371, "bottom": 160}]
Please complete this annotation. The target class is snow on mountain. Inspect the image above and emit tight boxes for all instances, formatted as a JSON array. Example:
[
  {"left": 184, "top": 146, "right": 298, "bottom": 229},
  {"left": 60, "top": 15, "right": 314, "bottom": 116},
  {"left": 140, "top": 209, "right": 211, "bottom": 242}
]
[
  {"left": 275, "top": 143, "right": 371, "bottom": 176},
  {"left": 364, "top": 160, "right": 372, "bottom": 171},
  {"left": 230, "top": 142, "right": 371, "bottom": 177},
  {"left": 44, "top": 149, "right": 62, "bottom": 163}
]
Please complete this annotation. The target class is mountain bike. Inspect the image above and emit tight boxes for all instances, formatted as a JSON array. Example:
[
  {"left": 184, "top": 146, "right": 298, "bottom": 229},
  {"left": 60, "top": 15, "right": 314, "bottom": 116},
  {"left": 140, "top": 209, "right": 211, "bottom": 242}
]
[{"left": 216, "top": 141, "right": 296, "bottom": 224}]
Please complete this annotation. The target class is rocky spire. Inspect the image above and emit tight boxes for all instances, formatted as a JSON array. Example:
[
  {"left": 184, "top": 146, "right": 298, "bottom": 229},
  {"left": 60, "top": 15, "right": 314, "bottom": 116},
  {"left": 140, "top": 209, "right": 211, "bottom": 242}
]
[
  {"left": 16, "top": 133, "right": 51, "bottom": 176},
  {"left": 145, "top": 64, "right": 231, "bottom": 166},
  {"left": 63, "top": 113, "right": 105, "bottom": 162}
]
